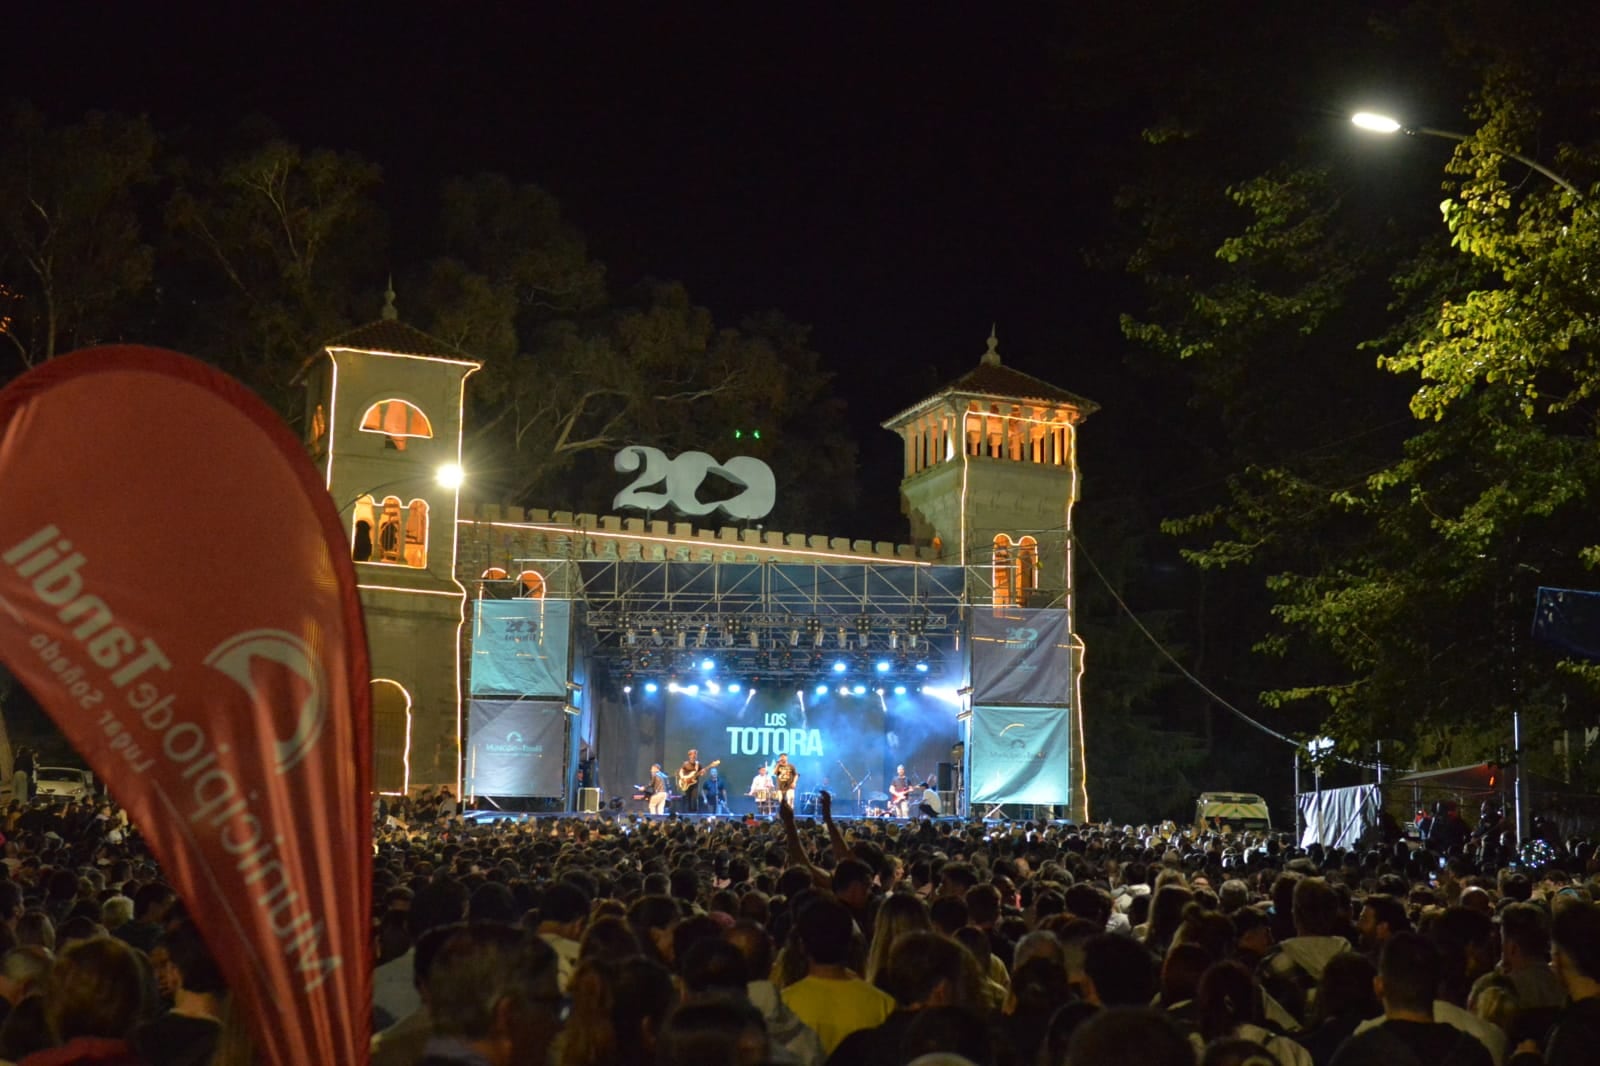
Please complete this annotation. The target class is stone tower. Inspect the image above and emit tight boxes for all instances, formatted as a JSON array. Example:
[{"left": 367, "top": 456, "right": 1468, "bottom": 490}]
[
  {"left": 301, "top": 289, "right": 480, "bottom": 794},
  {"left": 882, "top": 329, "right": 1096, "bottom": 606}
]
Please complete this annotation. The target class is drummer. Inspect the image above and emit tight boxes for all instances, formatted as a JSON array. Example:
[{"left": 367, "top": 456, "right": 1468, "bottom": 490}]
[{"left": 748, "top": 763, "right": 776, "bottom": 815}]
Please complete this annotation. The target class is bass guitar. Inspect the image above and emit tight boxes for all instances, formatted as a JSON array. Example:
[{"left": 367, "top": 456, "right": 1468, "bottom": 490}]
[{"left": 676, "top": 759, "right": 721, "bottom": 791}]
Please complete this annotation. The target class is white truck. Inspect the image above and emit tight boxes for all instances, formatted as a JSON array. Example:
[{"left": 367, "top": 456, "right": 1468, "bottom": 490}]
[{"left": 1194, "top": 791, "right": 1272, "bottom": 834}]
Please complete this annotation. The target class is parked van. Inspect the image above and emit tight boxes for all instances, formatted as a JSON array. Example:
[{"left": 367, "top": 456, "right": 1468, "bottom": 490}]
[
  {"left": 34, "top": 766, "right": 94, "bottom": 802},
  {"left": 1195, "top": 791, "right": 1272, "bottom": 834}
]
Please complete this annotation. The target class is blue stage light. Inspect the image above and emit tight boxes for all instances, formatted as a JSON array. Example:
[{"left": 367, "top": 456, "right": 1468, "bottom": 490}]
[
  {"left": 832, "top": 660, "right": 847, "bottom": 673},
  {"left": 728, "top": 682, "right": 742, "bottom": 694},
  {"left": 815, "top": 684, "right": 829, "bottom": 696},
  {"left": 837, "top": 685, "right": 851, "bottom": 696},
  {"left": 700, "top": 658, "right": 716, "bottom": 672},
  {"left": 893, "top": 685, "right": 907, "bottom": 695},
  {"left": 875, "top": 660, "right": 891, "bottom": 673},
  {"left": 623, "top": 684, "right": 634, "bottom": 694},
  {"left": 915, "top": 662, "right": 930, "bottom": 673},
  {"left": 684, "top": 683, "right": 700, "bottom": 696},
  {"left": 705, "top": 681, "right": 721, "bottom": 695},
  {"left": 852, "top": 683, "right": 866, "bottom": 695}
]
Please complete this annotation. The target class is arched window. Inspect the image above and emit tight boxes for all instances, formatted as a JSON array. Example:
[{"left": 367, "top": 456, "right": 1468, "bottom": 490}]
[
  {"left": 993, "top": 534, "right": 1015, "bottom": 606},
  {"left": 1017, "top": 536, "right": 1038, "bottom": 604},
  {"left": 358, "top": 399, "right": 434, "bottom": 451},
  {"left": 518, "top": 570, "right": 546, "bottom": 599},
  {"left": 350, "top": 494, "right": 428, "bottom": 569},
  {"left": 370, "top": 679, "right": 413, "bottom": 795}
]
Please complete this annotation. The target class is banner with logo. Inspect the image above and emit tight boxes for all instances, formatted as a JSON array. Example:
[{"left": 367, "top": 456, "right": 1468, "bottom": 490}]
[
  {"left": 970, "top": 607, "right": 1072, "bottom": 704},
  {"left": 969, "top": 705, "right": 1073, "bottom": 804},
  {"left": 0, "top": 347, "right": 370, "bottom": 1066},
  {"left": 467, "top": 699, "right": 566, "bottom": 796},
  {"left": 1532, "top": 586, "right": 1600, "bottom": 661},
  {"left": 470, "top": 599, "right": 571, "bottom": 697}
]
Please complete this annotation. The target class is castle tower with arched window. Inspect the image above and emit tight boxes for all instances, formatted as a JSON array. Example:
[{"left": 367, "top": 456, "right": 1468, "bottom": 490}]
[
  {"left": 882, "top": 329, "right": 1096, "bottom": 602},
  {"left": 301, "top": 292, "right": 479, "bottom": 795},
  {"left": 883, "top": 329, "right": 1097, "bottom": 820}
]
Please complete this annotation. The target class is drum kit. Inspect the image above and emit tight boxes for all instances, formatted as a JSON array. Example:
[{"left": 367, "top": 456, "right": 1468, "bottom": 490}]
[{"left": 751, "top": 788, "right": 780, "bottom": 817}]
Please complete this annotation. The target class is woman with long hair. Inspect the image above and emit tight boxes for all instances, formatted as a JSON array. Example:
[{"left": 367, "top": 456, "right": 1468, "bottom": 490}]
[
  {"left": 559, "top": 955, "right": 677, "bottom": 1066},
  {"left": 864, "top": 892, "right": 932, "bottom": 987},
  {"left": 1195, "top": 960, "right": 1312, "bottom": 1066}
]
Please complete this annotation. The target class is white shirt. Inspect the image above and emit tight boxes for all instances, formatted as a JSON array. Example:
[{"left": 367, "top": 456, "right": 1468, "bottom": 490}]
[
  {"left": 1351, "top": 1001, "right": 1505, "bottom": 1066},
  {"left": 750, "top": 772, "right": 775, "bottom": 793}
]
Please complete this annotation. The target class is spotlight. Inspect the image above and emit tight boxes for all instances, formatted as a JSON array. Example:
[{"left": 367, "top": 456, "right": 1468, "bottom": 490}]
[
  {"left": 915, "top": 662, "right": 929, "bottom": 673},
  {"left": 684, "top": 683, "right": 700, "bottom": 696},
  {"left": 875, "top": 660, "right": 891, "bottom": 673},
  {"left": 837, "top": 685, "right": 850, "bottom": 696},
  {"left": 644, "top": 682, "right": 659, "bottom": 694},
  {"left": 706, "top": 681, "right": 721, "bottom": 695},
  {"left": 852, "top": 683, "right": 866, "bottom": 695},
  {"left": 676, "top": 630, "right": 688, "bottom": 649},
  {"left": 889, "top": 630, "right": 899, "bottom": 649},
  {"left": 837, "top": 626, "right": 848, "bottom": 648},
  {"left": 815, "top": 684, "right": 829, "bottom": 696},
  {"left": 697, "top": 624, "right": 710, "bottom": 648},
  {"left": 623, "top": 684, "right": 634, "bottom": 694},
  {"left": 728, "top": 682, "right": 742, "bottom": 694},
  {"left": 667, "top": 682, "right": 681, "bottom": 694},
  {"left": 701, "top": 658, "right": 716, "bottom": 672},
  {"left": 832, "top": 660, "right": 848, "bottom": 673},
  {"left": 876, "top": 687, "right": 885, "bottom": 696},
  {"left": 894, "top": 685, "right": 907, "bottom": 695},
  {"left": 789, "top": 629, "right": 801, "bottom": 647}
]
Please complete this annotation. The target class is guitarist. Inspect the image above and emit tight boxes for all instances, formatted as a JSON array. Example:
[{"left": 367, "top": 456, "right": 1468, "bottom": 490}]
[
  {"left": 677, "top": 749, "right": 704, "bottom": 813},
  {"left": 890, "top": 764, "right": 913, "bottom": 818}
]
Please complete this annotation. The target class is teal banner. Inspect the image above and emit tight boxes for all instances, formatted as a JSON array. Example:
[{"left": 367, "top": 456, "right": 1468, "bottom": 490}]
[
  {"left": 470, "top": 599, "right": 571, "bottom": 697},
  {"left": 969, "top": 705, "right": 1072, "bottom": 804}
]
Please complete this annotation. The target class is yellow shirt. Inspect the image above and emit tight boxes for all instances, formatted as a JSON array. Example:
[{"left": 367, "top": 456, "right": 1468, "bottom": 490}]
[{"left": 780, "top": 974, "right": 896, "bottom": 1055}]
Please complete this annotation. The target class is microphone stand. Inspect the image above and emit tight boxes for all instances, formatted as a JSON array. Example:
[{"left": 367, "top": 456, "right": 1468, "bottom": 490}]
[{"left": 838, "top": 761, "right": 870, "bottom": 815}]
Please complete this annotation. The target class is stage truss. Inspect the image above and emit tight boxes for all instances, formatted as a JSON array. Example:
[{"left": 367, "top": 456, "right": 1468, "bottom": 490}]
[{"left": 492, "top": 558, "right": 968, "bottom": 685}]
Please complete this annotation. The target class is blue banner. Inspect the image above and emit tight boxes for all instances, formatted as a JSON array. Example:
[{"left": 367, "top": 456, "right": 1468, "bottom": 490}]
[
  {"left": 467, "top": 699, "right": 566, "bottom": 796},
  {"left": 1532, "top": 586, "right": 1600, "bottom": 661},
  {"left": 970, "top": 608, "right": 1073, "bottom": 704},
  {"left": 969, "top": 705, "right": 1072, "bottom": 804},
  {"left": 470, "top": 600, "right": 571, "bottom": 697}
]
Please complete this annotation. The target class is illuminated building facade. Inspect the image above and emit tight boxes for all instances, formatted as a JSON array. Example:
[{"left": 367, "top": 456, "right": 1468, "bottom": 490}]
[{"left": 305, "top": 312, "right": 1096, "bottom": 818}]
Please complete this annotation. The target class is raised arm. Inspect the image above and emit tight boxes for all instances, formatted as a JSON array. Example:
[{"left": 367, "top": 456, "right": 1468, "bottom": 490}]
[{"left": 778, "top": 796, "right": 831, "bottom": 891}]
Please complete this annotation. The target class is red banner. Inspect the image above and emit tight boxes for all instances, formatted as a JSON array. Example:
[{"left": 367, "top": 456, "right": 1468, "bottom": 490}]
[{"left": 0, "top": 347, "right": 372, "bottom": 1064}]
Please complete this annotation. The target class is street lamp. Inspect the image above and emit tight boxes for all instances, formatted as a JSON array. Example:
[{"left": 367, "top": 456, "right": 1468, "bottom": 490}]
[
  {"left": 1351, "top": 111, "right": 1582, "bottom": 198},
  {"left": 338, "top": 463, "right": 467, "bottom": 512}
]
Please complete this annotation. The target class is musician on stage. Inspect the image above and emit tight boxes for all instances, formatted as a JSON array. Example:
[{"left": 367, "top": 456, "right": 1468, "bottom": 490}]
[
  {"left": 704, "top": 767, "right": 730, "bottom": 815},
  {"left": 677, "top": 748, "right": 703, "bottom": 814},
  {"left": 773, "top": 753, "right": 798, "bottom": 809},
  {"left": 647, "top": 763, "right": 671, "bottom": 815},
  {"left": 890, "top": 764, "right": 913, "bottom": 818}
]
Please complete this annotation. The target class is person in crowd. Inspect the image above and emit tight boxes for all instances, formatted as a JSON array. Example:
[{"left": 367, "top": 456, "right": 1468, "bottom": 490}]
[
  {"left": 1512, "top": 901, "right": 1600, "bottom": 1066},
  {"left": 779, "top": 895, "right": 894, "bottom": 1055},
  {"left": 560, "top": 954, "right": 677, "bottom": 1066},
  {"left": 131, "top": 921, "right": 224, "bottom": 1066},
  {"left": 22, "top": 936, "right": 152, "bottom": 1066},
  {"left": 656, "top": 996, "right": 770, "bottom": 1066},
  {"left": 1475, "top": 901, "right": 1564, "bottom": 1043},
  {"left": 1297, "top": 952, "right": 1379, "bottom": 1066},
  {"left": 1078, "top": 932, "right": 1157, "bottom": 1007},
  {"left": 0, "top": 947, "right": 51, "bottom": 1028},
  {"left": 532, "top": 881, "right": 588, "bottom": 994},
  {"left": 1259, "top": 877, "right": 1353, "bottom": 1027},
  {"left": 413, "top": 924, "right": 563, "bottom": 1066},
  {"left": 1354, "top": 895, "right": 1409, "bottom": 963},
  {"left": 863, "top": 891, "right": 932, "bottom": 987},
  {"left": 1331, "top": 932, "right": 1492, "bottom": 1066},
  {"left": 374, "top": 877, "right": 468, "bottom": 1031},
  {"left": 1069, "top": 1007, "right": 1196, "bottom": 1066}
]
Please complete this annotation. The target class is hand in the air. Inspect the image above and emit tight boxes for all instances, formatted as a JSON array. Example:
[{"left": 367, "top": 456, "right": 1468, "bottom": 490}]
[
  {"left": 779, "top": 795, "right": 795, "bottom": 827},
  {"left": 820, "top": 790, "right": 832, "bottom": 820}
]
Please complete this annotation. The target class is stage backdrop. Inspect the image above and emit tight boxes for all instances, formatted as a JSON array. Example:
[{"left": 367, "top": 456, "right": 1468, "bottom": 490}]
[
  {"left": 467, "top": 699, "right": 566, "bottom": 796},
  {"left": 471, "top": 599, "right": 570, "bottom": 697},
  {"left": 969, "top": 705, "right": 1073, "bottom": 804},
  {"left": 970, "top": 607, "right": 1073, "bottom": 704},
  {"left": 660, "top": 686, "right": 919, "bottom": 812}
]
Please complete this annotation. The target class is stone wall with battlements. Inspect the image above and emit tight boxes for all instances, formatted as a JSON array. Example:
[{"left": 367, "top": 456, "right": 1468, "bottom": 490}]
[{"left": 455, "top": 503, "right": 937, "bottom": 583}]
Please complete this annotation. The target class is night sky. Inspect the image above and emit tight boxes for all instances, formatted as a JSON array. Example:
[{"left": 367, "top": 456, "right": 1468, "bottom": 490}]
[{"left": 11, "top": 3, "right": 1441, "bottom": 538}]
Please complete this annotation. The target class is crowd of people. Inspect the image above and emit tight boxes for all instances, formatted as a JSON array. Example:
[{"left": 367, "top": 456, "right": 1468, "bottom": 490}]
[
  {"left": 364, "top": 790, "right": 1600, "bottom": 1066},
  {"left": 0, "top": 781, "right": 1595, "bottom": 1065}
]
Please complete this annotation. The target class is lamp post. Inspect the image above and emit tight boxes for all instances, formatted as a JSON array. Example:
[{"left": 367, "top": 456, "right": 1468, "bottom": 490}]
[
  {"left": 337, "top": 462, "right": 465, "bottom": 513},
  {"left": 1354, "top": 109, "right": 1582, "bottom": 846},
  {"left": 1351, "top": 111, "right": 1583, "bottom": 199}
]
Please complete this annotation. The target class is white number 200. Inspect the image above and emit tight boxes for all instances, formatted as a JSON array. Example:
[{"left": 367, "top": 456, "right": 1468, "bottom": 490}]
[{"left": 613, "top": 446, "right": 776, "bottom": 521}]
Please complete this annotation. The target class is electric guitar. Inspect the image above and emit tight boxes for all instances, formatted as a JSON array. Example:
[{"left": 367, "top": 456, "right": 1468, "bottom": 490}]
[
  {"left": 677, "top": 759, "right": 721, "bottom": 791},
  {"left": 889, "top": 783, "right": 916, "bottom": 804}
]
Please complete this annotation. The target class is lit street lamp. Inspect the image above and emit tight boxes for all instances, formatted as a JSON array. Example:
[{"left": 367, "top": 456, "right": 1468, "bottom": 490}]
[{"left": 1351, "top": 111, "right": 1583, "bottom": 199}]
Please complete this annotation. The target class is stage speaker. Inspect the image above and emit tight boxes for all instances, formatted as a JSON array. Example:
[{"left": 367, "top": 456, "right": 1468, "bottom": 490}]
[
  {"left": 578, "top": 788, "right": 600, "bottom": 813},
  {"left": 937, "top": 762, "right": 954, "bottom": 791},
  {"left": 938, "top": 790, "right": 957, "bottom": 815}
]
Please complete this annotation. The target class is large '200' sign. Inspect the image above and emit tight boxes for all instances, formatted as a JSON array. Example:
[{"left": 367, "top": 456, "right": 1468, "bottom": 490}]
[{"left": 612, "top": 446, "right": 776, "bottom": 521}]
